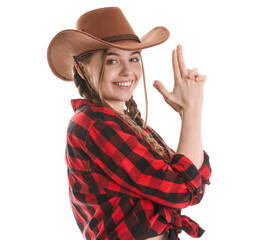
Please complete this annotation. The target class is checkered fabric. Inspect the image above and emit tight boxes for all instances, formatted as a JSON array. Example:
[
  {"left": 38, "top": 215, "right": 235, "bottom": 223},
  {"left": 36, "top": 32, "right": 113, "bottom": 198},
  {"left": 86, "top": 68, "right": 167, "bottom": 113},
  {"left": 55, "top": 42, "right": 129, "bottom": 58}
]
[{"left": 65, "top": 98, "right": 212, "bottom": 240}]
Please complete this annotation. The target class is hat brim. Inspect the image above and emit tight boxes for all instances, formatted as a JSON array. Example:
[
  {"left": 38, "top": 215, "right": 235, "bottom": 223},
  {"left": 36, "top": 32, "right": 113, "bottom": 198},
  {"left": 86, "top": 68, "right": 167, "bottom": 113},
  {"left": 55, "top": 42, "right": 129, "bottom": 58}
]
[{"left": 47, "top": 26, "right": 169, "bottom": 81}]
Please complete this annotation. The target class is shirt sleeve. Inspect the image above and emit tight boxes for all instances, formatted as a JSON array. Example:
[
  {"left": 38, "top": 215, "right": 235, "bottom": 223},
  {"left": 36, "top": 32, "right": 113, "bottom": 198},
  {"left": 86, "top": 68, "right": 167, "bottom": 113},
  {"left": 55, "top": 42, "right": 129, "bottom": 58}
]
[
  {"left": 147, "top": 124, "right": 212, "bottom": 206},
  {"left": 71, "top": 118, "right": 212, "bottom": 210}
]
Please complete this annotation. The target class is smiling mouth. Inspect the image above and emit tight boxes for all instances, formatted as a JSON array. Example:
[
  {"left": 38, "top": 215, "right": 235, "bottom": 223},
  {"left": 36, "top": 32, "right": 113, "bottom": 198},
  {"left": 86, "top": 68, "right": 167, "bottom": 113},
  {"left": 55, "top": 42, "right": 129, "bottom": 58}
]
[{"left": 113, "top": 80, "right": 134, "bottom": 87}]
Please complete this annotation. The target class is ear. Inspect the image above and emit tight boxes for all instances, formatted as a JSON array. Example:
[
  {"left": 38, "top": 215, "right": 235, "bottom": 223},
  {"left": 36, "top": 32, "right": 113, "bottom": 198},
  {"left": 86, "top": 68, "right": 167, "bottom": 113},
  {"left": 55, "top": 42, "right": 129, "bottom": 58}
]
[{"left": 75, "top": 62, "right": 86, "bottom": 80}]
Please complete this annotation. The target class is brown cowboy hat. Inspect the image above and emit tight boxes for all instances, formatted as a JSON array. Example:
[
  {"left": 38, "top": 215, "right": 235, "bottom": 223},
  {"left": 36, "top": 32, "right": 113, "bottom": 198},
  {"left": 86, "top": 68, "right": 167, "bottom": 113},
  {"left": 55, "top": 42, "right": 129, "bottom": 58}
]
[{"left": 47, "top": 7, "right": 170, "bottom": 81}]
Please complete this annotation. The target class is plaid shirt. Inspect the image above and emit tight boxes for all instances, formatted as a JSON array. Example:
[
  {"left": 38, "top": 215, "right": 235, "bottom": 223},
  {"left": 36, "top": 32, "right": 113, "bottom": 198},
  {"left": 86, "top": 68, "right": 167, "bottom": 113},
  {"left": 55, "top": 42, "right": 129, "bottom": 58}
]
[{"left": 65, "top": 98, "right": 212, "bottom": 240}]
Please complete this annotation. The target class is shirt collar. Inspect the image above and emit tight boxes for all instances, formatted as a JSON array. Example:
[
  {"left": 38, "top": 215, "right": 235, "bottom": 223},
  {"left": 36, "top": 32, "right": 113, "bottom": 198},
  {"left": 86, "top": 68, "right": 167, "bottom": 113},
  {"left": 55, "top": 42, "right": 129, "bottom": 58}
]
[
  {"left": 71, "top": 98, "right": 94, "bottom": 112},
  {"left": 71, "top": 98, "right": 134, "bottom": 118}
]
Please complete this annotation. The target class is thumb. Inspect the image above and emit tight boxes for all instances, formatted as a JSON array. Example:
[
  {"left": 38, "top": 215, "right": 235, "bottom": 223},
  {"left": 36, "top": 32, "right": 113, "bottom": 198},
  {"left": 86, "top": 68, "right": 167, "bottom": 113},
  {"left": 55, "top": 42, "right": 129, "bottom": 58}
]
[{"left": 153, "top": 80, "right": 171, "bottom": 99}]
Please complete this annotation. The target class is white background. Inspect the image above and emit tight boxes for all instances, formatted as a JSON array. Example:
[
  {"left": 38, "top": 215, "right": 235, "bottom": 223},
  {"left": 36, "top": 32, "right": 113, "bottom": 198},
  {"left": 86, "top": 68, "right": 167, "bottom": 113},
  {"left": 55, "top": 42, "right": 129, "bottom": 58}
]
[{"left": 1, "top": 0, "right": 262, "bottom": 239}]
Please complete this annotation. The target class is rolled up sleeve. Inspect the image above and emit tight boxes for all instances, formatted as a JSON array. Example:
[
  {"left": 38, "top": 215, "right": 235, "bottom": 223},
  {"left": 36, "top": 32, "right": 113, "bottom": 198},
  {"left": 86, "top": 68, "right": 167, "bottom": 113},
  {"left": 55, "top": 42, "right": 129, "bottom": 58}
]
[{"left": 170, "top": 150, "right": 211, "bottom": 205}]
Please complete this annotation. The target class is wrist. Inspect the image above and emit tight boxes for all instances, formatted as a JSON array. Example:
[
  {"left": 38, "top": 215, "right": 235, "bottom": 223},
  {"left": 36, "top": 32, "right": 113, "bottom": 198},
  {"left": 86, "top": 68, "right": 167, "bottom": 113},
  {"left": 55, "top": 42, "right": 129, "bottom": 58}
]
[{"left": 182, "top": 107, "right": 202, "bottom": 119}]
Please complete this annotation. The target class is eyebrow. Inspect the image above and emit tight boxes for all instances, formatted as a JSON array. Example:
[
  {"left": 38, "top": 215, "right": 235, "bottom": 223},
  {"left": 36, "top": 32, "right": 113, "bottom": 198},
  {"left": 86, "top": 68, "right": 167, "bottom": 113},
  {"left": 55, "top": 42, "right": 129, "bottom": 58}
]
[{"left": 106, "top": 51, "right": 141, "bottom": 56}]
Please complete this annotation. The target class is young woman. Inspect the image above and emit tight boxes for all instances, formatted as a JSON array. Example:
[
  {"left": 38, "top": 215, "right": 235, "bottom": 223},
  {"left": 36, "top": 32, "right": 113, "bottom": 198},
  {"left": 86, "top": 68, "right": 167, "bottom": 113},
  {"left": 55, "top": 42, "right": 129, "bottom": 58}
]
[{"left": 47, "top": 7, "right": 211, "bottom": 240}]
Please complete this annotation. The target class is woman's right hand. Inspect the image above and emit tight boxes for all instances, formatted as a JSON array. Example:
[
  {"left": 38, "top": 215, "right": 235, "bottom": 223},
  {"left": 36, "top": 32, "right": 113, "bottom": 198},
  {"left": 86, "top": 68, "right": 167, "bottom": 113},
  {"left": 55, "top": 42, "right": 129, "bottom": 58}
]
[{"left": 153, "top": 45, "right": 207, "bottom": 116}]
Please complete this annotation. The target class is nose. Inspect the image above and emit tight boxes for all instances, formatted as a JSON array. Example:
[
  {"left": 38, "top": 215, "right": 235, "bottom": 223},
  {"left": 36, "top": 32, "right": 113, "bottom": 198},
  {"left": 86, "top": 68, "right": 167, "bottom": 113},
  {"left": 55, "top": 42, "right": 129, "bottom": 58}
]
[{"left": 119, "top": 62, "right": 132, "bottom": 77}]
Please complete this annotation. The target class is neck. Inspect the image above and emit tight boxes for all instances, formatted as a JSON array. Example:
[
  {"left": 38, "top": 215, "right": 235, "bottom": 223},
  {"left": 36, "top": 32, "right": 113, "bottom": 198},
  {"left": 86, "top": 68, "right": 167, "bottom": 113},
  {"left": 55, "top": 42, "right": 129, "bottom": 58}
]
[{"left": 104, "top": 99, "right": 125, "bottom": 115}]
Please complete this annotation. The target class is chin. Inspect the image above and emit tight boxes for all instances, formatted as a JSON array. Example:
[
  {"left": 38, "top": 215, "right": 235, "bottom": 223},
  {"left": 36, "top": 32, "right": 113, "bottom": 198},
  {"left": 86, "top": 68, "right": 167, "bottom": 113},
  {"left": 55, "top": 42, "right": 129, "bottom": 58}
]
[{"left": 117, "top": 94, "right": 133, "bottom": 102}]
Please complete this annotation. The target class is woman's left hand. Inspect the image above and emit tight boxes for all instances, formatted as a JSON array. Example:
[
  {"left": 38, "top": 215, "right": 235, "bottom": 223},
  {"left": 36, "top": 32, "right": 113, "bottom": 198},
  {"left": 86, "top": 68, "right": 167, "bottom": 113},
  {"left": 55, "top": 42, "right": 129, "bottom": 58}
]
[{"left": 154, "top": 67, "right": 206, "bottom": 118}]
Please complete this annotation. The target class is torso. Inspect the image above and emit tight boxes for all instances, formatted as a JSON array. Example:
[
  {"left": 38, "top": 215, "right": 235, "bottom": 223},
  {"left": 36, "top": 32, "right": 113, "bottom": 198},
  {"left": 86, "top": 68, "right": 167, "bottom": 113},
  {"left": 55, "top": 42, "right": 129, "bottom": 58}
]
[{"left": 145, "top": 231, "right": 169, "bottom": 240}]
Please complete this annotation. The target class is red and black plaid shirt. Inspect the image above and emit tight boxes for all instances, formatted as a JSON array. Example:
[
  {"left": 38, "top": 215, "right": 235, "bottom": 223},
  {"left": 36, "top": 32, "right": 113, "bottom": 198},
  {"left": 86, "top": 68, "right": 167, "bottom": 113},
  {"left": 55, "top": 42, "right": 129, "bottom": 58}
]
[{"left": 65, "top": 98, "right": 212, "bottom": 240}]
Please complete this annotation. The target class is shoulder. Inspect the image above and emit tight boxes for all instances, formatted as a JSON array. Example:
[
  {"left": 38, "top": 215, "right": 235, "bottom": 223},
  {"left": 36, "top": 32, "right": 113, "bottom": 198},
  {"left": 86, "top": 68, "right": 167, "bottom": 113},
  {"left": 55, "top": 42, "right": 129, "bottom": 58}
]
[{"left": 67, "top": 98, "right": 131, "bottom": 134}]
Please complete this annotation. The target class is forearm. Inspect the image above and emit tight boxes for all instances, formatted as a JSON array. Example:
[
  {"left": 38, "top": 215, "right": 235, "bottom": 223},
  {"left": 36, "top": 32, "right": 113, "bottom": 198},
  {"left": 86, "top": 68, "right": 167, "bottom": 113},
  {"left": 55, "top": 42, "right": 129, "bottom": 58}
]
[{"left": 176, "top": 109, "right": 204, "bottom": 169}]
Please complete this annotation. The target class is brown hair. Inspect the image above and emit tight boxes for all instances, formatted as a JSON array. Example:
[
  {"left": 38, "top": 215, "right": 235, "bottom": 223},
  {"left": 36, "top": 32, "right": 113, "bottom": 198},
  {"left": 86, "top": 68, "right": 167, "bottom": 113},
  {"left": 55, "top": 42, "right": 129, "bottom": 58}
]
[{"left": 73, "top": 50, "right": 169, "bottom": 158}]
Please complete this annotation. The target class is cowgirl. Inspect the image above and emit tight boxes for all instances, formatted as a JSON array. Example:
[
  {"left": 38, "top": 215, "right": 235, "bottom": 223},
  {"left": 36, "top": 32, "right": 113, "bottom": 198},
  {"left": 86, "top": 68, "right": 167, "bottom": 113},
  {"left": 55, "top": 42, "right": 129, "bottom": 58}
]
[{"left": 47, "top": 7, "right": 211, "bottom": 240}]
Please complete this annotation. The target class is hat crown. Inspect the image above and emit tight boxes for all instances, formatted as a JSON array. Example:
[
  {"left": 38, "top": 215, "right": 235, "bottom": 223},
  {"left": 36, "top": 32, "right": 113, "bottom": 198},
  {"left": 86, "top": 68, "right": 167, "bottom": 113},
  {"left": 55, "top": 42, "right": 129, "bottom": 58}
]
[{"left": 76, "top": 7, "right": 135, "bottom": 40}]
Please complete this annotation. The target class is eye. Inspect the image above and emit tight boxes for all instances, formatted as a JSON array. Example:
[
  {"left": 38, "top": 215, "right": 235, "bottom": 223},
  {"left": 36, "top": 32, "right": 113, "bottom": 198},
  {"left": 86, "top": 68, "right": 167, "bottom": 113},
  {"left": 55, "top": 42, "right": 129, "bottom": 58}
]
[
  {"left": 130, "top": 57, "right": 140, "bottom": 62},
  {"left": 106, "top": 59, "right": 117, "bottom": 65}
]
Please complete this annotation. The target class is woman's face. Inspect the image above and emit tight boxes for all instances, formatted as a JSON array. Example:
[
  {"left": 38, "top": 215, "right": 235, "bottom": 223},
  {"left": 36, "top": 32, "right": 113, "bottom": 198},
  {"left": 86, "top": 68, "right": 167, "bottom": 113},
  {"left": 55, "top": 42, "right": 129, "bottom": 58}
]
[{"left": 85, "top": 47, "right": 142, "bottom": 113}]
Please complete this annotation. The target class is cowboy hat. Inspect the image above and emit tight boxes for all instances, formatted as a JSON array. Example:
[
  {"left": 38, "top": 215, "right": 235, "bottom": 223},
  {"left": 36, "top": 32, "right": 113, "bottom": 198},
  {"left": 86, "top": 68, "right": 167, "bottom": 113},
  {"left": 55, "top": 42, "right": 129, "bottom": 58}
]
[{"left": 47, "top": 7, "right": 170, "bottom": 81}]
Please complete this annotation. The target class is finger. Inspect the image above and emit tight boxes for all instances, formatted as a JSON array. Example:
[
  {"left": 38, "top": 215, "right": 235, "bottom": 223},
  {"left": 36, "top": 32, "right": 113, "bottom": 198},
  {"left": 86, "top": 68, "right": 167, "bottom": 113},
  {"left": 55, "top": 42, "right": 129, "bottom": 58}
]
[
  {"left": 195, "top": 74, "right": 207, "bottom": 83},
  {"left": 186, "top": 68, "right": 194, "bottom": 77},
  {"left": 194, "top": 74, "right": 202, "bottom": 81},
  {"left": 192, "top": 67, "right": 199, "bottom": 78},
  {"left": 187, "top": 68, "right": 199, "bottom": 80},
  {"left": 177, "top": 45, "right": 187, "bottom": 78},
  {"left": 172, "top": 49, "right": 182, "bottom": 84},
  {"left": 186, "top": 68, "right": 192, "bottom": 78},
  {"left": 153, "top": 80, "right": 171, "bottom": 99}
]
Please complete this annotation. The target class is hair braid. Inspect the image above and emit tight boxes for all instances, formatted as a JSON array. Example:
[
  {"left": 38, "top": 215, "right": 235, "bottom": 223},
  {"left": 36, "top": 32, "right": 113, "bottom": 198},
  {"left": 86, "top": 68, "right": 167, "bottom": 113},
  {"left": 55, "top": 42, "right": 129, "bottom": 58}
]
[{"left": 125, "top": 95, "right": 141, "bottom": 117}]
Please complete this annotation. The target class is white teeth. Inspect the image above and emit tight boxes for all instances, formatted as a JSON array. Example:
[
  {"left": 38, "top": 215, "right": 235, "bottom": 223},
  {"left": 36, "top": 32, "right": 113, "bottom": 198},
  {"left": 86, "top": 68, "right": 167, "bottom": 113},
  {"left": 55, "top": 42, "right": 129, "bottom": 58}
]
[{"left": 115, "top": 81, "right": 132, "bottom": 86}]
